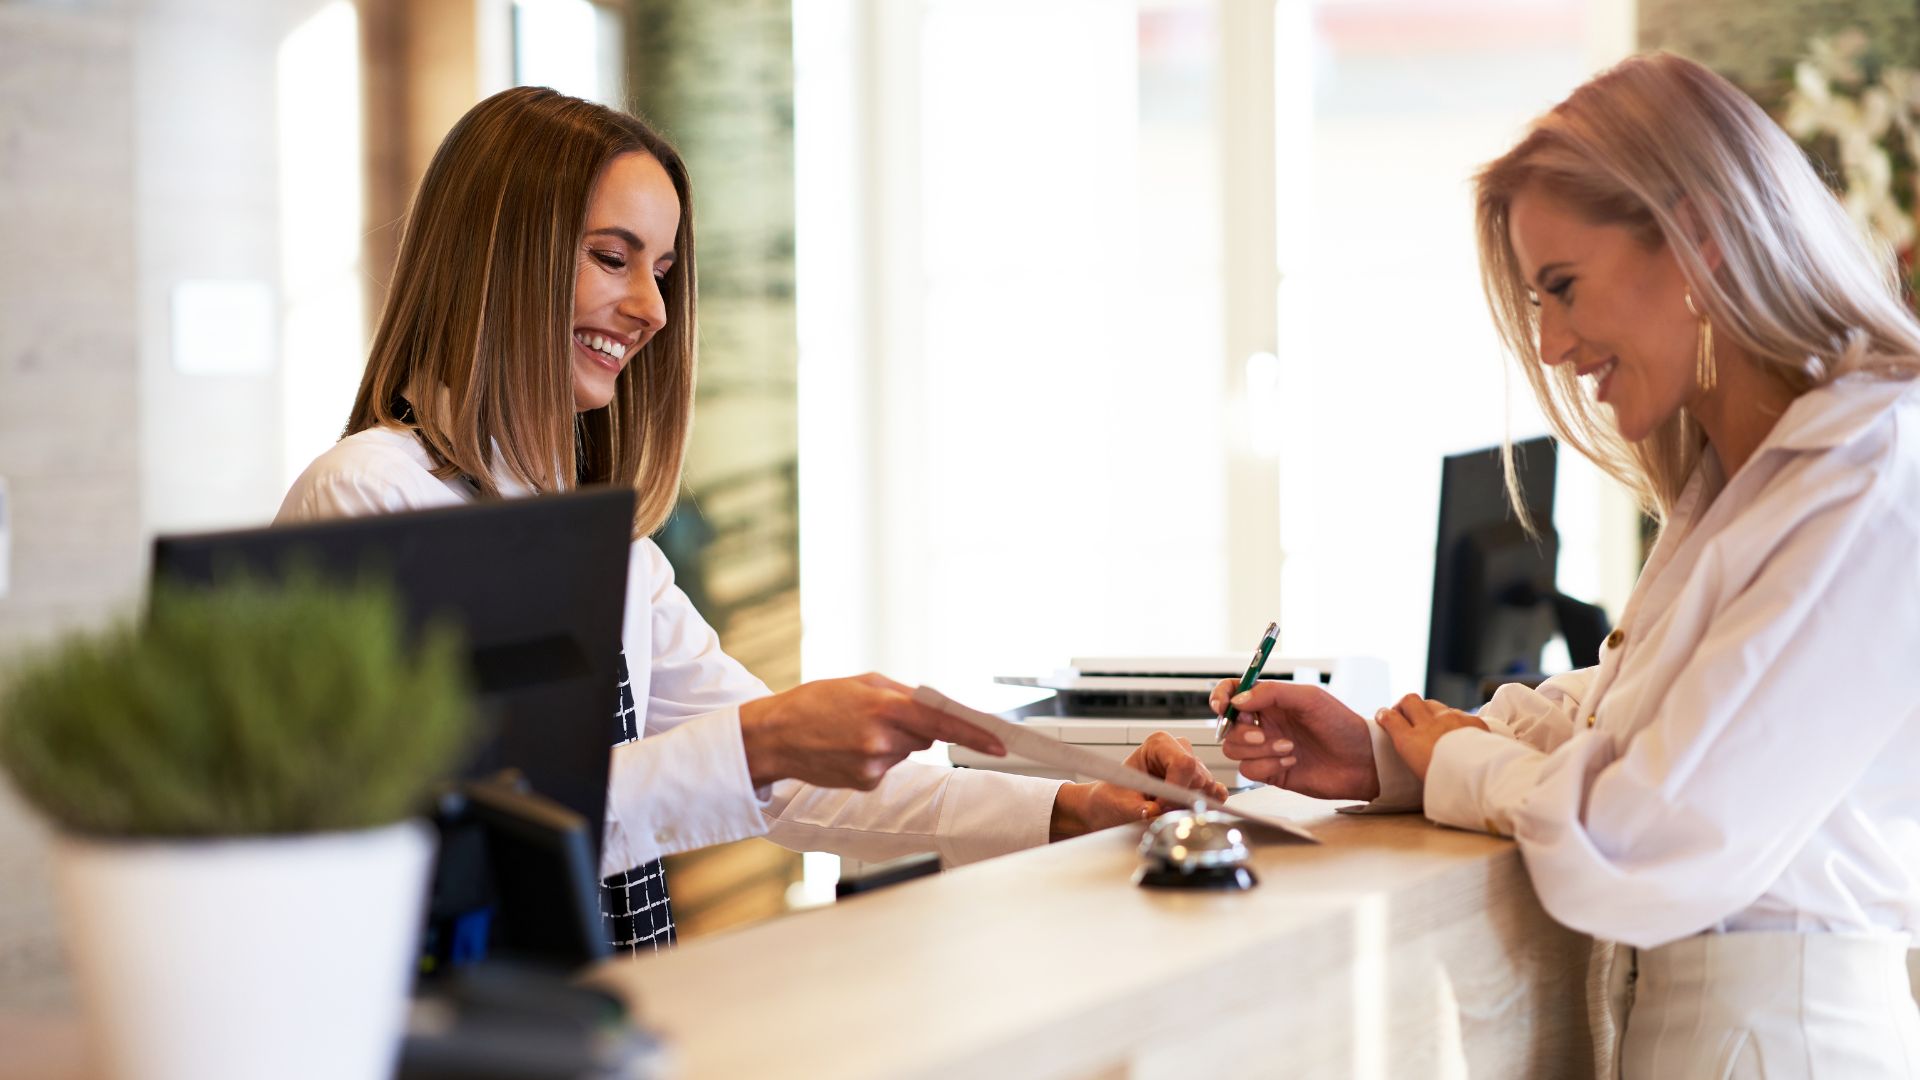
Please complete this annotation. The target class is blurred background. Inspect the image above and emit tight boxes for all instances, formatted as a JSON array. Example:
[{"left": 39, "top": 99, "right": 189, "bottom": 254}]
[{"left": 5, "top": 0, "right": 1916, "bottom": 1006}]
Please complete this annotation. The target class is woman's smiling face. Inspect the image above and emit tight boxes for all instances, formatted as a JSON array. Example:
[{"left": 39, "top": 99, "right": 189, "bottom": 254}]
[
  {"left": 1508, "top": 185, "right": 1702, "bottom": 441},
  {"left": 570, "top": 151, "right": 680, "bottom": 412}
]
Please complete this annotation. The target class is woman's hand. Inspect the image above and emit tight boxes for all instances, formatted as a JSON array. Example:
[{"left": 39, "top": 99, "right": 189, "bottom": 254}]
[
  {"left": 1049, "top": 732, "right": 1229, "bottom": 841},
  {"left": 1212, "top": 680, "right": 1380, "bottom": 801},
  {"left": 737, "top": 673, "right": 1007, "bottom": 790},
  {"left": 1375, "top": 694, "right": 1487, "bottom": 782}
]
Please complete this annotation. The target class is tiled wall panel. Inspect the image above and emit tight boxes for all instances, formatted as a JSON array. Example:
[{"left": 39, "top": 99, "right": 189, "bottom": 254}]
[{"left": 0, "top": 2, "right": 140, "bottom": 1008}]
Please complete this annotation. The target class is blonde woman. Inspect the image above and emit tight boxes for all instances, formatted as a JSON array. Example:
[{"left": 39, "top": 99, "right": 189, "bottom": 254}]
[
  {"left": 278, "top": 87, "right": 1223, "bottom": 953},
  {"left": 1218, "top": 53, "right": 1920, "bottom": 1075}
]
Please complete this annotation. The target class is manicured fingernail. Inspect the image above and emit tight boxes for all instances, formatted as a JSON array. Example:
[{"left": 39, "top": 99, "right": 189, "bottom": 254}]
[
  {"left": 1243, "top": 728, "right": 1266, "bottom": 745},
  {"left": 1231, "top": 692, "right": 1251, "bottom": 706},
  {"left": 1279, "top": 757, "right": 1297, "bottom": 767},
  {"left": 1374, "top": 707, "right": 1390, "bottom": 722},
  {"left": 1275, "top": 740, "right": 1294, "bottom": 753}
]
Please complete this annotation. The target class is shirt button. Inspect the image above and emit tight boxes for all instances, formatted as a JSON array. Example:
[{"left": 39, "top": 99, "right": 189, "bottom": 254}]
[
  {"left": 1586, "top": 715, "right": 1597, "bottom": 728},
  {"left": 1606, "top": 628, "right": 1625, "bottom": 649}
]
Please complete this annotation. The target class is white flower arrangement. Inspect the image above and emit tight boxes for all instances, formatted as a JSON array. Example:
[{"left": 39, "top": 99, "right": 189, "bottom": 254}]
[{"left": 1781, "top": 29, "right": 1920, "bottom": 258}]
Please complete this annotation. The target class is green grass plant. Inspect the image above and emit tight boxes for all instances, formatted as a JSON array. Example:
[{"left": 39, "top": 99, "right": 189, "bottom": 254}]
[{"left": 0, "top": 573, "right": 473, "bottom": 838}]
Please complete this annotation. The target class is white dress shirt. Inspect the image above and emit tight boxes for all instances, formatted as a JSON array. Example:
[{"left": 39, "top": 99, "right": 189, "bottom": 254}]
[
  {"left": 276, "top": 425, "right": 1064, "bottom": 878},
  {"left": 1368, "top": 372, "right": 1920, "bottom": 949}
]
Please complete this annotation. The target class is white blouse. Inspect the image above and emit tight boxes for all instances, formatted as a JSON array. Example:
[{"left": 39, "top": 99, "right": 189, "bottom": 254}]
[
  {"left": 276, "top": 425, "right": 1063, "bottom": 878},
  {"left": 1369, "top": 372, "right": 1920, "bottom": 950}
]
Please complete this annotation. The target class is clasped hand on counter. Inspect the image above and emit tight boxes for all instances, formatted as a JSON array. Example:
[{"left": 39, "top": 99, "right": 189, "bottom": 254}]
[
  {"left": 742, "top": 672, "right": 1227, "bottom": 840},
  {"left": 1207, "top": 681, "right": 1487, "bottom": 798}
]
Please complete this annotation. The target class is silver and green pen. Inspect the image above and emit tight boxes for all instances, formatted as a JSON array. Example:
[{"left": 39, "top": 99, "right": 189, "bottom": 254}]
[{"left": 1216, "top": 621, "right": 1279, "bottom": 740}]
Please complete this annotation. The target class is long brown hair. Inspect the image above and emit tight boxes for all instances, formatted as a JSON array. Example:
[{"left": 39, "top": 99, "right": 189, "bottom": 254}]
[
  {"left": 348, "top": 85, "right": 696, "bottom": 536},
  {"left": 1475, "top": 52, "right": 1920, "bottom": 521}
]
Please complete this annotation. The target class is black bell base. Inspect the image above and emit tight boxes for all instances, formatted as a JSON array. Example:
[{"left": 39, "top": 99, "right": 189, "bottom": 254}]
[{"left": 1133, "top": 864, "right": 1258, "bottom": 891}]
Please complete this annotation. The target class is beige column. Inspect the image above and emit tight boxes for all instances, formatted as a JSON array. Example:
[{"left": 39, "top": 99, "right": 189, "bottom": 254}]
[{"left": 357, "top": 0, "right": 513, "bottom": 312}]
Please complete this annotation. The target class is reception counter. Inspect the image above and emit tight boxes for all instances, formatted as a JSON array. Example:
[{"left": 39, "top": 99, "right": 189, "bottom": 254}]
[{"left": 589, "top": 786, "right": 1597, "bottom": 1079}]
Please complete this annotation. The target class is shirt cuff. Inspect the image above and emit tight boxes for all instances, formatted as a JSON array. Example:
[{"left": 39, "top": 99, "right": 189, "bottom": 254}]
[
  {"left": 1338, "top": 715, "right": 1425, "bottom": 814},
  {"left": 1422, "top": 725, "right": 1548, "bottom": 838},
  {"left": 933, "top": 769, "right": 1062, "bottom": 867},
  {"left": 600, "top": 707, "right": 769, "bottom": 877}
]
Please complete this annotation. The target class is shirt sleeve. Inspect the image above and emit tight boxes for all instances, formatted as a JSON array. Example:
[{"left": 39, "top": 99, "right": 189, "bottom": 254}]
[
  {"left": 632, "top": 541, "right": 773, "bottom": 733},
  {"left": 274, "top": 442, "right": 455, "bottom": 524},
  {"left": 601, "top": 708, "right": 768, "bottom": 873},
  {"left": 277, "top": 474, "right": 407, "bottom": 521},
  {"left": 604, "top": 540, "right": 1065, "bottom": 871},
  {"left": 1346, "top": 716, "right": 1425, "bottom": 813},
  {"left": 764, "top": 764, "right": 1063, "bottom": 867},
  {"left": 1347, "top": 667, "right": 1596, "bottom": 814},
  {"left": 1479, "top": 668, "right": 1597, "bottom": 753},
  {"left": 1422, "top": 465, "right": 1920, "bottom": 947},
  {"left": 600, "top": 541, "right": 774, "bottom": 875}
]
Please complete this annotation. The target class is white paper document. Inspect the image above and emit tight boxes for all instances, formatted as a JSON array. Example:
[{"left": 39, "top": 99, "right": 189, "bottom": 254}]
[{"left": 913, "top": 686, "right": 1318, "bottom": 844}]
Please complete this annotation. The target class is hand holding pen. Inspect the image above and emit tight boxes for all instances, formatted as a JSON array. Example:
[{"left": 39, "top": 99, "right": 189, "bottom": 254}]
[{"left": 1211, "top": 665, "right": 1383, "bottom": 803}]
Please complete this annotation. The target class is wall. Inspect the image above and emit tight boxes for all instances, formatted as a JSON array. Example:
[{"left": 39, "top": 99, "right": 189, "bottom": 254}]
[
  {"left": 136, "top": 0, "right": 311, "bottom": 541},
  {"left": 0, "top": 0, "right": 140, "bottom": 1008},
  {"left": 0, "top": 0, "right": 350, "bottom": 1007},
  {"left": 0, "top": 7, "right": 142, "bottom": 653}
]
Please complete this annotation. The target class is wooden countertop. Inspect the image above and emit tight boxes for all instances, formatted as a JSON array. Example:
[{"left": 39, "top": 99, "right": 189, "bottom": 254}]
[{"left": 588, "top": 786, "right": 1597, "bottom": 1079}]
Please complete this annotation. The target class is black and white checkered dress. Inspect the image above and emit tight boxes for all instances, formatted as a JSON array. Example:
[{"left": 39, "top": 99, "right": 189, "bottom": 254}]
[{"left": 600, "top": 652, "right": 677, "bottom": 953}]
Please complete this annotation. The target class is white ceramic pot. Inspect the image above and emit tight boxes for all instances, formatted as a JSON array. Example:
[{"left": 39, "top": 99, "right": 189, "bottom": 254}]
[{"left": 54, "top": 820, "right": 435, "bottom": 1080}]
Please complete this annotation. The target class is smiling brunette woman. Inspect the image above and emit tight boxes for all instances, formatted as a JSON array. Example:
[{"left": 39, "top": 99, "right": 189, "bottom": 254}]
[
  {"left": 277, "top": 87, "right": 1223, "bottom": 953},
  {"left": 1215, "top": 53, "right": 1920, "bottom": 1076}
]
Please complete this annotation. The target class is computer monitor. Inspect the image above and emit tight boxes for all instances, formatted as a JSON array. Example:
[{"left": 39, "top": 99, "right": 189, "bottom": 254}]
[
  {"left": 151, "top": 488, "right": 636, "bottom": 968},
  {"left": 1424, "top": 437, "right": 1609, "bottom": 707}
]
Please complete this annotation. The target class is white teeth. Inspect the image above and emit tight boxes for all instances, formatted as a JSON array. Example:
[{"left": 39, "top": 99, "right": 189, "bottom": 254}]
[{"left": 576, "top": 332, "right": 625, "bottom": 361}]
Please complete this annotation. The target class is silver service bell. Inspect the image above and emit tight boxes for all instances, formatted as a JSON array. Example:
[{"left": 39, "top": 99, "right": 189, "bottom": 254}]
[{"left": 1133, "top": 808, "right": 1257, "bottom": 890}]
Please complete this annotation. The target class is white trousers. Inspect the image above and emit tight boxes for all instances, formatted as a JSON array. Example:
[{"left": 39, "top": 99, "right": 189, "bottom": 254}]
[{"left": 1612, "top": 932, "right": 1920, "bottom": 1079}]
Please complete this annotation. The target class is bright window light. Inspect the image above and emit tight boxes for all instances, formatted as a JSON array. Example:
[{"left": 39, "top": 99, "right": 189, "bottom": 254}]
[
  {"left": 795, "top": 0, "right": 1638, "bottom": 701},
  {"left": 513, "top": 0, "right": 603, "bottom": 103},
  {"left": 1270, "top": 0, "right": 1631, "bottom": 687},
  {"left": 913, "top": 0, "right": 1234, "bottom": 683},
  {"left": 277, "top": 1, "right": 365, "bottom": 490}
]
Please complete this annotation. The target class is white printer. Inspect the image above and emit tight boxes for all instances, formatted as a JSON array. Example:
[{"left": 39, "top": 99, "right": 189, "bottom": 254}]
[{"left": 949, "top": 655, "right": 1393, "bottom": 788}]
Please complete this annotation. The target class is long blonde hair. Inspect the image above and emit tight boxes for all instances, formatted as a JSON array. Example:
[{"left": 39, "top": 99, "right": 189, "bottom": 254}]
[
  {"left": 1475, "top": 52, "right": 1920, "bottom": 520},
  {"left": 347, "top": 86, "right": 696, "bottom": 536}
]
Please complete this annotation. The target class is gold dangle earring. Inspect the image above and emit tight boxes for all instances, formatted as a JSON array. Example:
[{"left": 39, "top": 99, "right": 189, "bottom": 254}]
[{"left": 1684, "top": 289, "right": 1717, "bottom": 391}]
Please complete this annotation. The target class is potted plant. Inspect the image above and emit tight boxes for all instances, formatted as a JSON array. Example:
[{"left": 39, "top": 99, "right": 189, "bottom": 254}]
[{"left": 0, "top": 574, "right": 472, "bottom": 1080}]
